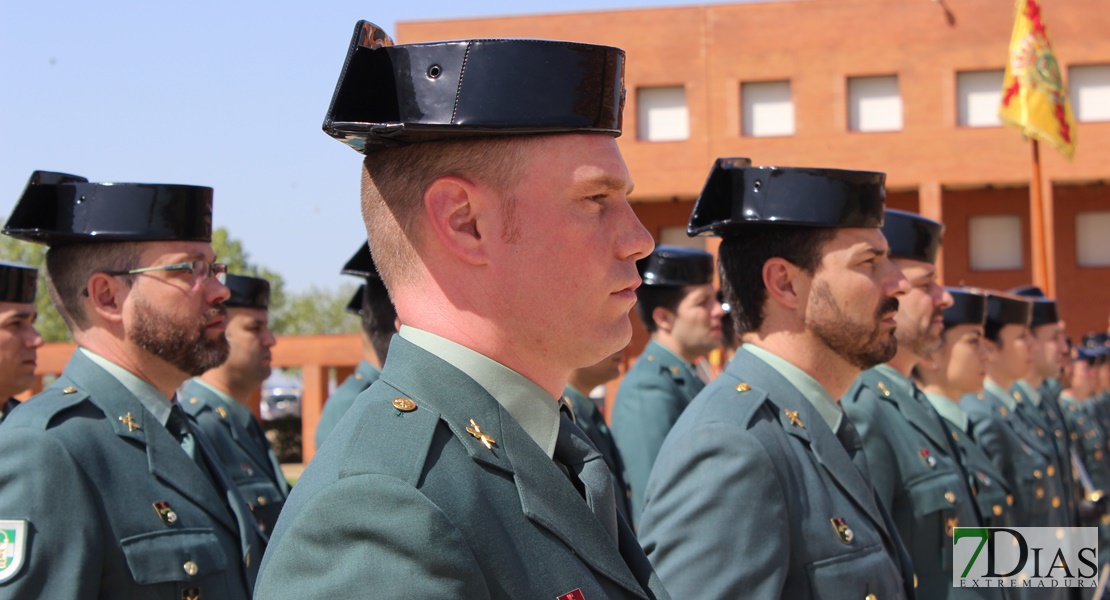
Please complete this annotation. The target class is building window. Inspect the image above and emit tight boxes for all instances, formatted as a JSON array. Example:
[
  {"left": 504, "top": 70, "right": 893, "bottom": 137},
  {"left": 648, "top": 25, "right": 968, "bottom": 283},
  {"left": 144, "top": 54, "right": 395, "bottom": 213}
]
[
  {"left": 1069, "top": 64, "right": 1110, "bottom": 123},
  {"left": 847, "top": 75, "right": 902, "bottom": 132},
  {"left": 659, "top": 226, "right": 705, "bottom": 250},
  {"left": 957, "top": 70, "right": 1004, "bottom": 127},
  {"left": 968, "top": 215, "right": 1023, "bottom": 271},
  {"left": 637, "top": 86, "right": 690, "bottom": 142},
  {"left": 1077, "top": 211, "right": 1110, "bottom": 267},
  {"left": 741, "top": 80, "right": 795, "bottom": 137}
]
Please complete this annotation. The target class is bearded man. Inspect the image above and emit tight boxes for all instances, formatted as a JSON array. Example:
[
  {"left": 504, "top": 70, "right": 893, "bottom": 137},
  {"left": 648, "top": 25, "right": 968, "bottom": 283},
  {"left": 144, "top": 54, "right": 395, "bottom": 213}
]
[
  {"left": 0, "top": 172, "right": 265, "bottom": 599},
  {"left": 640, "top": 159, "right": 916, "bottom": 599},
  {"left": 841, "top": 210, "right": 997, "bottom": 600}
]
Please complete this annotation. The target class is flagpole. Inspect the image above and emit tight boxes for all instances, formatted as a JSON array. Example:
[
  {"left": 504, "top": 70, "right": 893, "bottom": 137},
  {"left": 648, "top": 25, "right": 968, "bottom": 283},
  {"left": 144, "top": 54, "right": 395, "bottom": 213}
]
[{"left": 1029, "top": 139, "right": 1051, "bottom": 295}]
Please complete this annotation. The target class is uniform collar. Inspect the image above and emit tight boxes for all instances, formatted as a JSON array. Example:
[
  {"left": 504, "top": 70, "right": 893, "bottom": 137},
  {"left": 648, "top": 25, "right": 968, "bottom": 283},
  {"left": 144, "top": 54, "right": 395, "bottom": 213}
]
[
  {"left": 399, "top": 325, "right": 562, "bottom": 458},
  {"left": 80, "top": 347, "right": 172, "bottom": 426},
  {"left": 985, "top": 378, "right": 1017, "bottom": 411},
  {"left": 192, "top": 378, "right": 237, "bottom": 407},
  {"left": 924, "top": 391, "right": 970, "bottom": 433},
  {"left": 1014, "top": 379, "right": 1042, "bottom": 407},
  {"left": 873, "top": 363, "right": 914, "bottom": 396},
  {"left": 743, "top": 343, "right": 843, "bottom": 433}
]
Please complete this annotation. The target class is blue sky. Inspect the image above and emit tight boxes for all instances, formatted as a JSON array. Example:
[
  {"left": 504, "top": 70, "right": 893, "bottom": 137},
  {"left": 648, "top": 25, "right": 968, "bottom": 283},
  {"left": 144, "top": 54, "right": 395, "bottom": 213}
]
[{"left": 0, "top": 0, "right": 745, "bottom": 292}]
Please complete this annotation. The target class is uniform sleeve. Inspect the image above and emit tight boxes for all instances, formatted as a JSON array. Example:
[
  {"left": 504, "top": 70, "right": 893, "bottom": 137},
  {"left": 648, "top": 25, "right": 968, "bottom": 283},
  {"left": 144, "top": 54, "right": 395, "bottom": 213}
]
[
  {"left": 639, "top": 421, "right": 788, "bottom": 599},
  {"left": 0, "top": 428, "right": 102, "bottom": 599},
  {"left": 255, "top": 473, "right": 490, "bottom": 599},
  {"left": 842, "top": 387, "right": 899, "bottom": 509},
  {"left": 611, "top": 376, "right": 685, "bottom": 525}
]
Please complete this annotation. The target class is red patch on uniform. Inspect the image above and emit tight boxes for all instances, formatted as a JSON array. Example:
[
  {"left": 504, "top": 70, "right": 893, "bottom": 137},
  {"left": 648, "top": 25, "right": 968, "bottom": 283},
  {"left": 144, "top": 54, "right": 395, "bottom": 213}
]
[{"left": 557, "top": 589, "right": 586, "bottom": 600}]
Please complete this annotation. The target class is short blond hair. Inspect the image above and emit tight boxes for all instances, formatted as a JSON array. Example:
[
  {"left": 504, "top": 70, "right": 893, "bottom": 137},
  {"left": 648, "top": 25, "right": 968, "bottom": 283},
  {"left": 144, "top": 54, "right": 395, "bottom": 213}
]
[{"left": 360, "top": 136, "right": 539, "bottom": 289}]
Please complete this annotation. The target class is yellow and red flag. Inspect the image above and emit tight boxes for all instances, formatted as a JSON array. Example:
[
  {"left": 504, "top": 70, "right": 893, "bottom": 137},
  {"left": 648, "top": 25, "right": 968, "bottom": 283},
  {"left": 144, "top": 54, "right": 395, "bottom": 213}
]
[{"left": 999, "top": 0, "right": 1077, "bottom": 159}]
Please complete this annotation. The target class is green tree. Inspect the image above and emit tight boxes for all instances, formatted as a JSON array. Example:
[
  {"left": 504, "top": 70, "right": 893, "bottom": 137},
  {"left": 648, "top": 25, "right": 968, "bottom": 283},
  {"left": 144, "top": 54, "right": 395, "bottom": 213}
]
[{"left": 0, "top": 236, "right": 70, "bottom": 342}]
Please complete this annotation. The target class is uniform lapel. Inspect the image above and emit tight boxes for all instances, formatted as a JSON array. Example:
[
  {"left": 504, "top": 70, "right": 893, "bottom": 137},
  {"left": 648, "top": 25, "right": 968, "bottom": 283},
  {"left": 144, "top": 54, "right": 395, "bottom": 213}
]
[
  {"left": 877, "top": 370, "right": 954, "bottom": 454},
  {"left": 382, "top": 338, "right": 649, "bottom": 599},
  {"left": 63, "top": 351, "right": 238, "bottom": 534}
]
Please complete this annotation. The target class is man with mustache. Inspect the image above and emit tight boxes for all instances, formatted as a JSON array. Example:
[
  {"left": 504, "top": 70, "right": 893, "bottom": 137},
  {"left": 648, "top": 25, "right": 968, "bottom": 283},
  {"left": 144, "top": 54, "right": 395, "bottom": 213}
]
[
  {"left": 314, "top": 242, "right": 397, "bottom": 450},
  {"left": 640, "top": 159, "right": 915, "bottom": 599},
  {"left": 255, "top": 22, "right": 668, "bottom": 599},
  {"left": 841, "top": 210, "right": 994, "bottom": 599},
  {"left": 181, "top": 274, "right": 289, "bottom": 534},
  {"left": 611, "top": 245, "right": 724, "bottom": 525},
  {"left": 0, "top": 263, "right": 43, "bottom": 422},
  {"left": 0, "top": 172, "right": 265, "bottom": 598}
]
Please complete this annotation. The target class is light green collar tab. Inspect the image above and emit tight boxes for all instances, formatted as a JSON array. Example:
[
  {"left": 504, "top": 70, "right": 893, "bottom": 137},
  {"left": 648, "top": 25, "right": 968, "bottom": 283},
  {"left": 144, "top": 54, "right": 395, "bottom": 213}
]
[
  {"left": 924, "top": 391, "right": 970, "bottom": 434},
  {"left": 80, "top": 348, "right": 173, "bottom": 427},
  {"left": 744, "top": 344, "right": 843, "bottom": 433},
  {"left": 1014, "top": 380, "right": 1042, "bottom": 407},
  {"left": 193, "top": 378, "right": 237, "bottom": 407},
  {"left": 873, "top": 364, "right": 913, "bottom": 396},
  {"left": 985, "top": 379, "right": 1017, "bottom": 412},
  {"left": 399, "top": 325, "right": 562, "bottom": 458},
  {"left": 650, "top": 340, "right": 696, "bottom": 371}
]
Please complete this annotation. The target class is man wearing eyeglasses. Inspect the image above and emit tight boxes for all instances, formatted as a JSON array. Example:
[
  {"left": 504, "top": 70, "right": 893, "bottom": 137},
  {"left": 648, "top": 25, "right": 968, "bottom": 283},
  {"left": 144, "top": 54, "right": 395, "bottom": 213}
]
[
  {"left": 0, "top": 172, "right": 264, "bottom": 599},
  {"left": 181, "top": 274, "right": 289, "bottom": 534}
]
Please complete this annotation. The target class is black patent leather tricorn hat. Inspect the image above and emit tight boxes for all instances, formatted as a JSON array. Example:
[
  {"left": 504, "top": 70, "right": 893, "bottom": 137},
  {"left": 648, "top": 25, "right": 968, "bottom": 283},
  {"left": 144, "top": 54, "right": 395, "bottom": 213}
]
[
  {"left": 323, "top": 21, "right": 626, "bottom": 153},
  {"left": 1008, "top": 285, "right": 1060, "bottom": 328},
  {"left": 4, "top": 171, "right": 213, "bottom": 246},
  {"left": 985, "top": 292, "right": 1033, "bottom": 329},
  {"left": 688, "top": 158, "right": 886, "bottom": 237},
  {"left": 942, "top": 288, "right": 988, "bottom": 329},
  {"left": 224, "top": 274, "right": 270, "bottom": 310},
  {"left": 0, "top": 262, "right": 37, "bottom": 304},
  {"left": 637, "top": 246, "right": 715, "bottom": 288},
  {"left": 341, "top": 243, "right": 382, "bottom": 280},
  {"left": 882, "top": 209, "right": 944, "bottom": 264}
]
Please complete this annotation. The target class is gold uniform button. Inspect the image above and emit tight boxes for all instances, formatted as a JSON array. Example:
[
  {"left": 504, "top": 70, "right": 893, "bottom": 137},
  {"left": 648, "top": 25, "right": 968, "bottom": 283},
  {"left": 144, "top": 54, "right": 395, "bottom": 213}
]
[
  {"left": 62, "top": 386, "right": 78, "bottom": 394},
  {"left": 392, "top": 398, "right": 417, "bottom": 412},
  {"left": 736, "top": 383, "right": 751, "bottom": 393},
  {"left": 944, "top": 491, "right": 956, "bottom": 504},
  {"left": 1007, "top": 494, "right": 1015, "bottom": 506},
  {"left": 245, "top": 552, "right": 251, "bottom": 567},
  {"left": 1052, "top": 496, "right": 1061, "bottom": 508},
  {"left": 993, "top": 504, "right": 1004, "bottom": 516},
  {"left": 866, "top": 594, "right": 878, "bottom": 600},
  {"left": 1036, "top": 487, "right": 1045, "bottom": 499},
  {"left": 1034, "top": 469, "right": 1043, "bottom": 479},
  {"left": 1047, "top": 465, "right": 1055, "bottom": 477},
  {"left": 257, "top": 496, "right": 267, "bottom": 506},
  {"left": 184, "top": 561, "right": 199, "bottom": 576},
  {"left": 189, "top": 397, "right": 199, "bottom": 404}
]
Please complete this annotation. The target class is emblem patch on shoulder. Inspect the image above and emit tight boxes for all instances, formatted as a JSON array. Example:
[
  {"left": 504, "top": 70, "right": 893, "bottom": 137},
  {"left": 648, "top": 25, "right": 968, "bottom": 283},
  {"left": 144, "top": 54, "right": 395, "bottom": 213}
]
[
  {"left": 0, "top": 519, "right": 28, "bottom": 583},
  {"left": 557, "top": 589, "right": 586, "bottom": 600}
]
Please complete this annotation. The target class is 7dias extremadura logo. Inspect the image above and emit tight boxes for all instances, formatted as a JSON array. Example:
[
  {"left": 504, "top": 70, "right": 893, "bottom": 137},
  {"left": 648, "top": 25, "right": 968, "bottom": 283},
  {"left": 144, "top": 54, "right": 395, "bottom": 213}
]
[{"left": 953, "top": 527, "right": 1098, "bottom": 590}]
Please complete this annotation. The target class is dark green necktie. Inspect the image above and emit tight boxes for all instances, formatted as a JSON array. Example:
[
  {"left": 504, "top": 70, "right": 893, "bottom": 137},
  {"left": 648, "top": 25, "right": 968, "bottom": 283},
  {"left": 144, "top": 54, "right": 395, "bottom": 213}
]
[{"left": 554, "top": 410, "right": 619, "bottom": 542}]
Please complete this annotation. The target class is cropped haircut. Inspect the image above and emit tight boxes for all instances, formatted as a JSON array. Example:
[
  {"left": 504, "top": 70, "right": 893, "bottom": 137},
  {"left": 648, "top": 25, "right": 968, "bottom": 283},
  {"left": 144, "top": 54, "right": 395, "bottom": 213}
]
[
  {"left": 717, "top": 226, "right": 836, "bottom": 335},
  {"left": 361, "top": 278, "right": 398, "bottom": 363},
  {"left": 635, "top": 286, "right": 689, "bottom": 334},
  {"left": 360, "top": 136, "right": 541, "bottom": 289},
  {"left": 45, "top": 242, "right": 142, "bottom": 329}
]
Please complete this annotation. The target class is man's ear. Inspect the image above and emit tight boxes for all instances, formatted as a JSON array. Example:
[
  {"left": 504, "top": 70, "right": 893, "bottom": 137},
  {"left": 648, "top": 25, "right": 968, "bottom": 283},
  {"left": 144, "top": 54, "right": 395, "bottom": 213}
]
[
  {"left": 423, "top": 175, "right": 491, "bottom": 266},
  {"left": 762, "top": 257, "right": 806, "bottom": 311},
  {"left": 85, "top": 272, "right": 127, "bottom": 324},
  {"left": 652, "top": 306, "right": 677, "bottom": 334}
]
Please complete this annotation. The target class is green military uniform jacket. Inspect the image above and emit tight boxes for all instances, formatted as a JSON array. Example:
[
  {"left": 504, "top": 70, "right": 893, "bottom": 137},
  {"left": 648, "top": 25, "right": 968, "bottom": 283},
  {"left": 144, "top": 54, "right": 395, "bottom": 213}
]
[
  {"left": 256, "top": 336, "right": 669, "bottom": 599},
  {"left": 181, "top": 379, "right": 289, "bottom": 534},
  {"left": 314, "top": 359, "right": 379, "bottom": 449},
  {"left": 962, "top": 385, "right": 1068, "bottom": 536},
  {"left": 0, "top": 350, "right": 262, "bottom": 599},
  {"left": 0, "top": 398, "right": 17, "bottom": 423},
  {"left": 844, "top": 366, "right": 995, "bottom": 600},
  {"left": 565, "top": 384, "right": 631, "bottom": 521},
  {"left": 640, "top": 347, "right": 915, "bottom": 600},
  {"left": 925, "top": 393, "right": 1015, "bottom": 529},
  {"left": 1061, "top": 396, "right": 1110, "bottom": 497},
  {"left": 611, "top": 339, "right": 704, "bottom": 525},
  {"left": 1013, "top": 381, "right": 1078, "bottom": 527}
]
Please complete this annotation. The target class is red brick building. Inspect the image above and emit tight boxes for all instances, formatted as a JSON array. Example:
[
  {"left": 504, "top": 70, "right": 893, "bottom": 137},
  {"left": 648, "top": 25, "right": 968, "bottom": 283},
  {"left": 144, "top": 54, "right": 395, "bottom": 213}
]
[{"left": 398, "top": 0, "right": 1110, "bottom": 340}]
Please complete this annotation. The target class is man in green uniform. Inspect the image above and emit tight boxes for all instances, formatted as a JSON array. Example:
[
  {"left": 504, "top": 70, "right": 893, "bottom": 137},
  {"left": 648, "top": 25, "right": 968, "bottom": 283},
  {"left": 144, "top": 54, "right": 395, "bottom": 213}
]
[
  {"left": 641, "top": 159, "right": 915, "bottom": 599},
  {"left": 256, "top": 22, "right": 668, "bottom": 599},
  {"left": 0, "top": 263, "right": 43, "bottom": 422},
  {"left": 915, "top": 288, "right": 1015, "bottom": 529},
  {"left": 0, "top": 171, "right": 264, "bottom": 598},
  {"left": 843, "top": 210, "right": 991, "bottom": 599},
  {"left": 611, "top": 245, "right": 723, "bottom": 524},
  {"left": 181, "top": 274, "right": 289, "bottom": 534},
  {"left": 962, "top": 293, "right": 1071, "bottom": 558},
  {"left": 565, "top": 350, "right": 630, "bottom": 520},
  {"left": 314, "top": 242, "right": 396, "bottom": 449}
]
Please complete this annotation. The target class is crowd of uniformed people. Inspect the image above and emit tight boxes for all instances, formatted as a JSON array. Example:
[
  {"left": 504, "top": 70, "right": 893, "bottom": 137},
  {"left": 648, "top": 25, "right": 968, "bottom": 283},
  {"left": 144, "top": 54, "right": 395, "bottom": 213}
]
[{"left": 0, "top": 19, "right": 1108, "bottom": 600}]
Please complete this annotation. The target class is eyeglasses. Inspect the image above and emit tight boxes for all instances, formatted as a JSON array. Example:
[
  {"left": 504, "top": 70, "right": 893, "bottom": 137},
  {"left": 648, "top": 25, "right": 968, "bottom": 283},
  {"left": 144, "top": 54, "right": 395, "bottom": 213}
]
[{"left": 105, "top": 261, "right": 228, "bottom": 286}]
